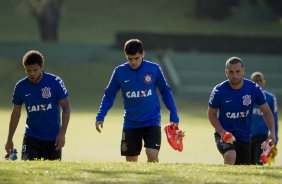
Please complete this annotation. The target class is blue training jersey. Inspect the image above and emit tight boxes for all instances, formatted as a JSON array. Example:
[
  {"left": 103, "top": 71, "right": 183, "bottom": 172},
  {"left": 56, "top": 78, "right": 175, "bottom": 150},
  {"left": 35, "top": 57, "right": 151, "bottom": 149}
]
[
  {"left": 12, "top": 72, "right": 69, "bottom": 141},
  {"left": 96, "top": 60, "right": 179, "bottom": 129},
  {"left": 252, "top": 90, "right": 278, "bottom": 141},
  {"left": 208, "top": 79, "right": 266, "bottom": 141}
]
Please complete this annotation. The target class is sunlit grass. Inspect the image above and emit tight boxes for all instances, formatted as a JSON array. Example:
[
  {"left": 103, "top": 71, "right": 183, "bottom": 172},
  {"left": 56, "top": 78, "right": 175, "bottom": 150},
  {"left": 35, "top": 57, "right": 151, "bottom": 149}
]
[{"left": 0, "top": 161, "right": 281, "bottom": 184}]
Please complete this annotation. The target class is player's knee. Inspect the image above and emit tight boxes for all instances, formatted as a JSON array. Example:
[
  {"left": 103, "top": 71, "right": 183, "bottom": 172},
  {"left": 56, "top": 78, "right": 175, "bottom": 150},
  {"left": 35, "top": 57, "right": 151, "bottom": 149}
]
[
  {"left": 224, "top": 150, "right": 236, "bottom": 165},
  {"left": 126, "top": 156, "right": 138, "bottom": 162},
  {"left": 146, "top": 148, "right": 159, "bottom": 162}
]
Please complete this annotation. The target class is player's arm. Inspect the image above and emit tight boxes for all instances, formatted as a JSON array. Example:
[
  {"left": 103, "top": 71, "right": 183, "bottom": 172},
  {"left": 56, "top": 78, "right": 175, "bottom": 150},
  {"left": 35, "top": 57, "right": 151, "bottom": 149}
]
[
  {"left": 207, "top": 106, "right": 225, "bottom": 135},
  {"left": 96, "top": 69, "right": 120, "bottom": 132},
  {"left": 5, "top": 104, "right": 22, "bottom": 154},
  {"left": 260, "top": 102, "right": 276, "bottom": 145},
  {"left": 272, "top": 95, "right": 279, "bottom": 143},
  {"left": 55, "top": 96, "right": 71, "bottom": 150},
  {"left": 156, "top": 66, "right": 179, "bottom": 123},
  {"left": 208, "top": 106, "right": 235, "bottom": 143}
]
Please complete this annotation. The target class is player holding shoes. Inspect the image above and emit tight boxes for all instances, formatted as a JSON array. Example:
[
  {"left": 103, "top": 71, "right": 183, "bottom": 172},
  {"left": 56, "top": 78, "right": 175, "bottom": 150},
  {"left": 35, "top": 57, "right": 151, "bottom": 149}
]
[
  {"left": 208, "top": 57, "right": 276, "bottom": 165},
  {"left": 95, "top": 39, "right": 180, "bottom": 162},
  {"left": 250, "top": 72, "right": 279, "bottom": 165}
]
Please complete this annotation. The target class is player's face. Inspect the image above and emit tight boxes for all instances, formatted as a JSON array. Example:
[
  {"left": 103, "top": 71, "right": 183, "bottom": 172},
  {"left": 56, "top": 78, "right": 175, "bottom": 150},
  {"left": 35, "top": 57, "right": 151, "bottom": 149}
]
[
  {"left": 126, "top": 52, "right": 144, "bottom": 69},
  {"left": 24, "top": 64, "right": 43, "bottom": 83},
  {"left": 225, "top": 63, "right": 244, "bottom": 87}
]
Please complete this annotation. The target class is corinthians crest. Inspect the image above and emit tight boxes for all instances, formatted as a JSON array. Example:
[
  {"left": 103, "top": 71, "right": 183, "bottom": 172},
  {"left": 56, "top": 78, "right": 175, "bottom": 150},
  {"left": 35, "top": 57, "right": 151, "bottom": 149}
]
[
  {"left": 42, "top": 87, "right": 51, "bottom": 99},
  {"left": 144, "top": 74, "right": 152, "bottom": 84},
  {"left": 242, "top": 94, "right": 251, "bottom": 106}
]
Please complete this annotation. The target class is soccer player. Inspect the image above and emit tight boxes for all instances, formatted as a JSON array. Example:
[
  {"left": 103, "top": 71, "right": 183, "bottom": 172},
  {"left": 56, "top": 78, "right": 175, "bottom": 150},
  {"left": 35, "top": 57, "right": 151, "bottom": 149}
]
[
  {"left": 5, "top": 50, "right": 71, "bottom": 160},
  {"left": 95, "top": 39, "right": 179, "bottom": 162},
  {"left": 250, "top": 71, "right": 278, "bottom": 165},
  {"left": 207, "top": 57, "right": 276, "bottom": 165}
]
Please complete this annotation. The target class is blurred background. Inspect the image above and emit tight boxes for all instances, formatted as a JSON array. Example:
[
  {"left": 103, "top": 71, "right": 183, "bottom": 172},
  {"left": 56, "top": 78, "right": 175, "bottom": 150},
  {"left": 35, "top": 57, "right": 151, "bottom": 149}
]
[
  {"left": 0, "top": 0, "right": 282, "bottom": 109},
  {"left": 0, "top": 0, "right": 282, "bottom": 163}
]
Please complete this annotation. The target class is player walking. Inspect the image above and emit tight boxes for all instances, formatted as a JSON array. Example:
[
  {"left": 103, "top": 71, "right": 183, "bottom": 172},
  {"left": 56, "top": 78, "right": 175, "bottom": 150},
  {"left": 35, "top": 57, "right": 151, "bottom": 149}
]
[
  {"left": 250, "top": 72, "right": 278, "bottom": 165},
  {"left": 5, "top": 50, "right": 71, "bottom": 160},
  {"left": 95, "top": 39, "right": 180, "bottom": 162}
]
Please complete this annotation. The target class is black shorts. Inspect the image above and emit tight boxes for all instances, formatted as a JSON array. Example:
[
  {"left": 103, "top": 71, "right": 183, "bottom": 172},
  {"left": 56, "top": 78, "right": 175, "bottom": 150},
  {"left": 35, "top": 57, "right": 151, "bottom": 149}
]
[
  {"left": 214, "top": 132, "right": 251, "bottom": 165},
  {"left": 22, "top": 135, "right": 61, "bottom": 161},
  {"left": 121, "top": 126, "right": 161, "bottom": 156},
  {"left": 251, "top": 135, "right": 268, "bottom": 165}
]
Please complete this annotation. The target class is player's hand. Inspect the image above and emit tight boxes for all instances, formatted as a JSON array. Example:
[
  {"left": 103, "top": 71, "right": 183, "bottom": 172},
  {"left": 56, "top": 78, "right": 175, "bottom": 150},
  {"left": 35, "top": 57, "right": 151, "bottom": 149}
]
[
  {"left": 5, "top": 140, "right": 14, "bottom": 154},
  {"left": 170, "top": 122, "right": 179, "bottom": 129},
  {"left": 96, "top": 121, "right": 104, "bottom": 133},
  {"left": 266, "top": 132, "right": 276, "bottom": 146},
  {"left": 55, "top": 131, "right": 65, "bottom": 150},
  {"left": 221, "top": 131, "right": 236, "bottom": 144}
]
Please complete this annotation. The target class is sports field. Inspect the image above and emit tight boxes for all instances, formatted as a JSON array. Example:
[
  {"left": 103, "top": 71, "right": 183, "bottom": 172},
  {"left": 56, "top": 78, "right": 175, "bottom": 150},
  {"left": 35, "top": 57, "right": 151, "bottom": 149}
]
[
  {"left": 1, "top": 1, "right": 282, "bottom": 183},
  {"left": 1, "top": 108, "right": 281, "bottom": 165}
]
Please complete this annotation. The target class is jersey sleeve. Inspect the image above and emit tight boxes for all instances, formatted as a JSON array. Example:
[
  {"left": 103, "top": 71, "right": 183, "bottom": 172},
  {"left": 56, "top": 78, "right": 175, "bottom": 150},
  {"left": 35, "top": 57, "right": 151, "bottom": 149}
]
[
  {"left": 208, "top": 86, "right": 220, "bottom": 109},
  {"left": 96, "top": 68, "right": 120, "bottom": 122},
  {"left": 254, "top": 84, "right": 266, "bottom": 106},
  {"left": 55, "top": 76, "right": 69, "bottom": 100},
  {"left": 156, "top": 65, "right": 179, "bottom": 123},
  {"left": 270, "top": 94, "right": 279, "bottom": 141},
  {"left": 12, "top": 83, "right": 23, "bottom": 105}
]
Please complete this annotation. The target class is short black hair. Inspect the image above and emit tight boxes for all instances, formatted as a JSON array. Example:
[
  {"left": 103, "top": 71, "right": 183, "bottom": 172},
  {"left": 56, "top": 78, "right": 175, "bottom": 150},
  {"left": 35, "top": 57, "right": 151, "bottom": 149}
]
[
  {"left": 22, "top": 50, "right": 44, "bottom": 67},
  {"left": 124, "top": 39, "right": 144, "bottom": 55},
  {"left": 225, "top": 56, "right": 244, "bottom": 68}
]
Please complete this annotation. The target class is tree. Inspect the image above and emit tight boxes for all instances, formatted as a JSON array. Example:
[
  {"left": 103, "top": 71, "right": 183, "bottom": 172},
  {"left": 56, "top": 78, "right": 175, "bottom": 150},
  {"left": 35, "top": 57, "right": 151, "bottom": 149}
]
[{"left": 25, "top": 0, "right": 63, "bottom": 42}]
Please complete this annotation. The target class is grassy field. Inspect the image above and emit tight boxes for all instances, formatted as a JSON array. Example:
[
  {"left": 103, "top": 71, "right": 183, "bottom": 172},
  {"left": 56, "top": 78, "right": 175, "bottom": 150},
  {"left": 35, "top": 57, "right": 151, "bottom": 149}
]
[
  {"left": 1, "top": 1, "right": 282, "bottom": 183},
  {"left": 0, "top": 161, "right": 282, "bottom": 184},
  {"left": 1, "top": 108, "right": 282, "bottom": 183},
  {"left": 1, "top": 108, "right": 281, "bottom": 165}
]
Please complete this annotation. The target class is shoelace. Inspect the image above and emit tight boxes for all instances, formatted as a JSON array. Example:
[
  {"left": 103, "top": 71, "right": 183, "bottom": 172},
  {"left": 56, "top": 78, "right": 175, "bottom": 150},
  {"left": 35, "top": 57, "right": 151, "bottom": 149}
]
[{"left": 174, "top": 130, "right": 185, "bottom": 143}]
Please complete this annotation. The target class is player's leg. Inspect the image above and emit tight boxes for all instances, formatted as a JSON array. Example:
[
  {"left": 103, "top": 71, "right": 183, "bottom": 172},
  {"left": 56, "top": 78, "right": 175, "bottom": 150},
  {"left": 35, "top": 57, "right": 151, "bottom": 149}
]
[
  {"left": 251, "top": 135, "right": 267, "bottom": 165},
  {"left": 234, "top": 140, "right": 251, "bottom": 165},
  {"left": 214, "top": 132, "right": 236, "bottom": 164},
  {"left": 145, "top": 148, "right": 159, "bottom": 162},
  {"left": 121, "top": 128, "right": 142, "bottom": 162},
  {"left": 223, "top": 150, "right": 236, "bottom": 164},
  {"left": 143, "top": 126, "right": 161, "bottom": 162},
  {"left": 21, "top": 136, "right": 41, "bottom": 160}
]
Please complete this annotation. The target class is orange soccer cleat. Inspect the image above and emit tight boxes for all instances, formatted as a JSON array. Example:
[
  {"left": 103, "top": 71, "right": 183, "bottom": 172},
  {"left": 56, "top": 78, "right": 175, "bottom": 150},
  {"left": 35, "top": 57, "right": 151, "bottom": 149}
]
[
  {"left": 164, "top": 124, "right": 185, "bottom": 152},
  {"left": 261, "top": 141, "right": 274, "bottom": 164},
  {"left": 175, "top": 130, "right": 185, "bottom": 152}
]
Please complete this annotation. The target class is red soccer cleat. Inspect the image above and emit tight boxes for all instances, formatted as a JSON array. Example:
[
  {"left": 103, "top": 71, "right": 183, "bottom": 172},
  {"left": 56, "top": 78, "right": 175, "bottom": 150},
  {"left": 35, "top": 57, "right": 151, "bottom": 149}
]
[
  {"left": 175, "top": 130, "right": 185, "bottom": 152},
  {"left": 164, "top": 124, "right": 178, "bottom": 150},
  {"left": 164, "top": 124, "right": 185, "bottom": 151},
  {"left": 261, "top": 141, "right": 273, "bottom": 164}
]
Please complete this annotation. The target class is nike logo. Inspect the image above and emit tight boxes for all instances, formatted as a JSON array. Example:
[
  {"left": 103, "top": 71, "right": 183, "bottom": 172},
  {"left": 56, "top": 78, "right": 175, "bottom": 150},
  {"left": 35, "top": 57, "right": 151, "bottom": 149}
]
[
  {"left": 155, "top": 144, "right": 160, "bottom": 147},
  {"left": 124, "top": 79, "right": 131, "bottom": 83},
  {"left": 166, "top": 128, "right": 171, "bottom": 138},
  {"left": 226, "top": 100, "right": 232, "bottom": 103},
  {"left": 25, "top": 93, "right": 31, "bottom": 97}
]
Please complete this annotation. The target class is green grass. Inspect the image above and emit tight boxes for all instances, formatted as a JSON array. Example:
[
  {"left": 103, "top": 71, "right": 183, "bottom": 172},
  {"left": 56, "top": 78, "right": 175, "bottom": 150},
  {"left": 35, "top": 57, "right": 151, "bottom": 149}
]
[
  {"left": 0, "top": 161, "right": 281, "bottom": 184},
  {"left": 1, "top": 109, "right": 282, "bottom": 164}
]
